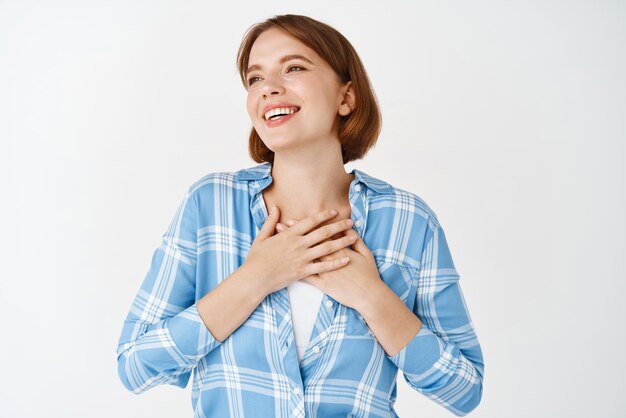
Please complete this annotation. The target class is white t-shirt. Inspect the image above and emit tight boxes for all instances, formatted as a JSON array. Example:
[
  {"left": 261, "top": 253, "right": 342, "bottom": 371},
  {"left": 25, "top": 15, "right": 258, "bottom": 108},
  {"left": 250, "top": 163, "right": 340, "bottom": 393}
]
[{"left": 286, "top": 280, "right": 324, "bottom": 363}]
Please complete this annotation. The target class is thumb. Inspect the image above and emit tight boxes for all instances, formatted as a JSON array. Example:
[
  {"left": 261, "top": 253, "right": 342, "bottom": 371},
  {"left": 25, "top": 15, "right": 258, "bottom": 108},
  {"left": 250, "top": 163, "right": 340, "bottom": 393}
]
[
  {"left": 350, "top": 231, "right": 371, "bottom": 257},
  {"left": 259, "top": 205, "right": 280, "bottom": 239}
]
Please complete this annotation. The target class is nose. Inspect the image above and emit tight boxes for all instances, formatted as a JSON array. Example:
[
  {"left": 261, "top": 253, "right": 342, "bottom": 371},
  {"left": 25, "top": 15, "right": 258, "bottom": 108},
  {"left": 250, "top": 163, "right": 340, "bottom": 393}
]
[{"left": 261, "top": 74, "right": 285, "bottom": 98}]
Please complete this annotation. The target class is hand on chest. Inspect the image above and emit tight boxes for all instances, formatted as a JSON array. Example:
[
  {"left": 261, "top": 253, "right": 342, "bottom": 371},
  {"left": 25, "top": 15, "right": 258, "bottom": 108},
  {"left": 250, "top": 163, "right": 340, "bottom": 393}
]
[{"left": 268, "top": 198, "right": 354, "bottom": 242}]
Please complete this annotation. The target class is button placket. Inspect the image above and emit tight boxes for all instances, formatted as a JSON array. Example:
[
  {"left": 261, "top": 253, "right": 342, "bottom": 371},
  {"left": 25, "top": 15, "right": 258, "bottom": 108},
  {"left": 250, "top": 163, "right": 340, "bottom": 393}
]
[{"left": 349, "top": 181, "right": 366, "bottom": 236}]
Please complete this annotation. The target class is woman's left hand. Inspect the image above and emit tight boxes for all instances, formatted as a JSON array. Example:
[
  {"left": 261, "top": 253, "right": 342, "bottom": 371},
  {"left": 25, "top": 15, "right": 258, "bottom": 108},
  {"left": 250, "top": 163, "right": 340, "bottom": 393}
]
[{"left": 276, "top": 220, "right": 382, "bottom": 311}]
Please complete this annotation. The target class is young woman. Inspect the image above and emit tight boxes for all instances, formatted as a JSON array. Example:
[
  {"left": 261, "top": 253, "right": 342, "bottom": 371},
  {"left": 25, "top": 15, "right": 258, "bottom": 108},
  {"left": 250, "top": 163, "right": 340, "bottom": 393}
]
[{"left": 117, "top": 14, "right": 484, "bottom": 417}]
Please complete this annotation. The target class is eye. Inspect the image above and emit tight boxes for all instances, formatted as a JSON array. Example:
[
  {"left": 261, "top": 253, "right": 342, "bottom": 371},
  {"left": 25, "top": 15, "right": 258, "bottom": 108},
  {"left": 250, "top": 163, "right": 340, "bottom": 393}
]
[
  {"left": 287, "top": 65, "right": 305, "bottom": 73},
  {"left": 247, "top": 76, "right": 262, "bottom": 86}
]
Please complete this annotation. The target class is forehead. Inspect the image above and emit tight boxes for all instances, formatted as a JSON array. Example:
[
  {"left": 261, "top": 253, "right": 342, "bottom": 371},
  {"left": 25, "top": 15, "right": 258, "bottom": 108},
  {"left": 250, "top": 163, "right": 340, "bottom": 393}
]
[{"left": 248, "top": 28, "right": 320, "bottom": 66}]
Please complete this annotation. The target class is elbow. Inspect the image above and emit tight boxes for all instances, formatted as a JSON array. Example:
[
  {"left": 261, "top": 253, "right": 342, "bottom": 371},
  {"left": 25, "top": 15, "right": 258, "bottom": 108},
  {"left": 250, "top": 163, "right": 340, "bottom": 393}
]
[
  {"left": 453, "top": 350, "right": 484, "bottom": 416},
  {"left": 116, "top": 349, "right": 191, "bottom": 394},
  {"left": 453, "top": 379, "right": 483, "bottom": 416},
  {"left": 117, "top": 352, "right": 147, "bottom": 394}
]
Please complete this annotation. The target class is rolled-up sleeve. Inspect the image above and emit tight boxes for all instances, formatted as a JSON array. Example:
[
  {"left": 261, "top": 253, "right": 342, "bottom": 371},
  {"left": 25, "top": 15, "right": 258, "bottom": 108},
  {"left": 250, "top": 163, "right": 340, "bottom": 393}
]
[
  {"left": 116, "top": 190, "right": 222, "bottom": 394},
  {"left": 386, "top": 221, "right": 484, "bottom": 416}
]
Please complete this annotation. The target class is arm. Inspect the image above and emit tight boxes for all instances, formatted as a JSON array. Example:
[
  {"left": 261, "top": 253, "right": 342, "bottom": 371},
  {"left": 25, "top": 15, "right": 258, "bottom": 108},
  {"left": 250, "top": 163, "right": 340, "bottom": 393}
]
[
  {"left": 116, "top": 190, "right": 215, "bottom": 393},
  {"left": 196, "top": 264, "right": 269, "bottom": 343},
  {"left": 116, "top": 190, "right": 269, "bottom": 394},
  {"left": 365, "top": 222, "right": 484, "bottom": 416}
]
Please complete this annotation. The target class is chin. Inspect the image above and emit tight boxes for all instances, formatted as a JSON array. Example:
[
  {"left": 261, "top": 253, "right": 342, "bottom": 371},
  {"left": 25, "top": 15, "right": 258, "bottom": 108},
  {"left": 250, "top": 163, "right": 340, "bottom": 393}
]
[{"left": 258, "top": 136, "right": 286, "bottom": 152}]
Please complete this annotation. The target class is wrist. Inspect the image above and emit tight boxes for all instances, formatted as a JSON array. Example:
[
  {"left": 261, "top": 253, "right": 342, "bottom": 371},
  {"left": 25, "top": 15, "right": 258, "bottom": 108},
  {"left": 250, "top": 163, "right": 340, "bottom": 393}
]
[
  {"left": 357, "top": 281, "right": 390, "bottom": 319},
  {"left": 236, "top": 264, "right": 272, "bottom": 300}
]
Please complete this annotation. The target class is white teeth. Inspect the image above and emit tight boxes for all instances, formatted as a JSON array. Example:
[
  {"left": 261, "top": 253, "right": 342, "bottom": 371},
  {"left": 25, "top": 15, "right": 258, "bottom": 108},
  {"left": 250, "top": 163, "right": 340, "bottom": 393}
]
[{"left": 264, "top": 107, "right": 299, "bottom": 120}]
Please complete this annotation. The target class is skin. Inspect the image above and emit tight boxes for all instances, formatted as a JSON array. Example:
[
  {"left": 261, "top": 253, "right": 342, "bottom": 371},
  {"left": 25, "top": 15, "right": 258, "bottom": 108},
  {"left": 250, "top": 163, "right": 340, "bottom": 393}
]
[
  {"left": 198, "top": 28, "right": 422, "bottom": 357},
  {"left": 245, "top": 27, "right": 356, "bottom": 225}
]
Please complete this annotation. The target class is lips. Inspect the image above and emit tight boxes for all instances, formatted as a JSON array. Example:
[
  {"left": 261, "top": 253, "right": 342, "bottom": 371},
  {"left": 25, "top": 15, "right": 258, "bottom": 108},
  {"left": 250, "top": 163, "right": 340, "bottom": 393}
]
[
  {"left": 263, "top": 108, "right": 299, "bottom": 127},
  {"left": 261, "top": 101, "right": 301, "bottom": 120}
]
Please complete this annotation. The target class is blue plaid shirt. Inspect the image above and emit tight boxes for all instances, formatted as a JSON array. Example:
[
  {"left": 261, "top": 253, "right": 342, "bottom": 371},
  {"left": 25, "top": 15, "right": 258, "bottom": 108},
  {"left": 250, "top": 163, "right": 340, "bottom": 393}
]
[{"left": 116, "top": 162, "right": 484, "bottom": 417}]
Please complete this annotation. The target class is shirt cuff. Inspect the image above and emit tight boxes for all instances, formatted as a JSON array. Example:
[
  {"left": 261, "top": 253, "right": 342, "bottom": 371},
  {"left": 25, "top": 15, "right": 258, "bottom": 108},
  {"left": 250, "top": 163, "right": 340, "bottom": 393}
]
[
  {"left": 386, "top": 324, "right": 445, "bottom": 375},
  {"left": 166, "top": 303, "right": 223, "bottom": 363}
]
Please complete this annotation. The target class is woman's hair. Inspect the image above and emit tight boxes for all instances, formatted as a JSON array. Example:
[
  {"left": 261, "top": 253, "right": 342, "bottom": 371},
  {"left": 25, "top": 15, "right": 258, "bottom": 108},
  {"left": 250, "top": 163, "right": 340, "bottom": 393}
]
[{"left": 236, "top": 14, "right": 382, "bottom": 165}]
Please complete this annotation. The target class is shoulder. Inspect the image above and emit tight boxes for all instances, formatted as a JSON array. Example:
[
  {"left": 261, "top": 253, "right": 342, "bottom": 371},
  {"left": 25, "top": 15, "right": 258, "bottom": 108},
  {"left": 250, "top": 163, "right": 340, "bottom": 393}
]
[
  {"left": 186, "top": 171, "right": 237, "bottom": 195},
  {"left": 184, "top": 164, "right": 264, "bottom": 197},
  {"left": 356, "top": 169, "right": 441, "bottom": 230},
  {"left": 356, "top": 170, "right": 444, "bottom": 267},
  {"left": 179, "top": 163, "right": 272, "bottom": 211},
  {"left": 388, "top": 184, "right": 441, "bottom": 230}
]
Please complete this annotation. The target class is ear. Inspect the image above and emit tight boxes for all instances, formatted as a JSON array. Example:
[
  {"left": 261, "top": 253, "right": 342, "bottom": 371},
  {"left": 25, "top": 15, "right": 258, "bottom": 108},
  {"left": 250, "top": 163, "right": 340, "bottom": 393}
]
[{"left": 338, "top": 81, "right": 355, "bottom": 116}]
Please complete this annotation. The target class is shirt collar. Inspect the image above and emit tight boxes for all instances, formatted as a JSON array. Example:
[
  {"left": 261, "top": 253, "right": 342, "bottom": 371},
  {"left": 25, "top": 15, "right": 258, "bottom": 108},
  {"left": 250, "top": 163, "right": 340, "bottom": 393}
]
[{"left": 234, "top": 161, "right": 394, "bottom": 195}]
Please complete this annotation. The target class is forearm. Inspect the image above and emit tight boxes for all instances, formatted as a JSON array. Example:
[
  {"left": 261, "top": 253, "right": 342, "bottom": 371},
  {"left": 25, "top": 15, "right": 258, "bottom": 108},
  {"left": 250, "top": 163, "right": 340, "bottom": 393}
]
[
  {"left": 196, "top": 265, "right": 270, "bottom": 342},
  {"left": 358, "top": 282, "right": 422, "bottom": 357}
]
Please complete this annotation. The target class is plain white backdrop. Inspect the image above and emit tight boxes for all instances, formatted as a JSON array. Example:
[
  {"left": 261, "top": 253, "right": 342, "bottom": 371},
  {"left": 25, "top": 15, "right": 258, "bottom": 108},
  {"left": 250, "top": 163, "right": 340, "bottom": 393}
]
[{"left": 1, "top": 1, "right": 624, "bottom": 417}]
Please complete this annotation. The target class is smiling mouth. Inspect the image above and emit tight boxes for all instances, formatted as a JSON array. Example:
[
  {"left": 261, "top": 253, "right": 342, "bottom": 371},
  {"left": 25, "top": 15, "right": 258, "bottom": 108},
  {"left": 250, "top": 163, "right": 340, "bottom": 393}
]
[{"left": 263, "top": 107, "right": 300, "bottom": 121}]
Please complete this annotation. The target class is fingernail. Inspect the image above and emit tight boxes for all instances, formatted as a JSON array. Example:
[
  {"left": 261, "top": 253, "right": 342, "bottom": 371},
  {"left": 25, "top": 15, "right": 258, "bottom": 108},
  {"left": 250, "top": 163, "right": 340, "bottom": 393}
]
[{"left": 330, "top": 209, "right": 337, "bottom": 216}]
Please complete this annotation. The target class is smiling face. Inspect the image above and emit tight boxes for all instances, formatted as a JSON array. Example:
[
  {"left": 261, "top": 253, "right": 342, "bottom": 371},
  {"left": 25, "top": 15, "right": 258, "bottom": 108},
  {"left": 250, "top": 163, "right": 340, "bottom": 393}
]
[{"left": 245, "top": 28, "right": 353, "bottom": 153}]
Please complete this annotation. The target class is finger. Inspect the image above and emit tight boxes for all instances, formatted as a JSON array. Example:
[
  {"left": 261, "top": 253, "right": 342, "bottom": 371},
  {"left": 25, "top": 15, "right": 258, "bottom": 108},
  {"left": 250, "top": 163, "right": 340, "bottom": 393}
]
[
  {"left": 289, "top": 208, "right": 339, "bottom": 236},
  {"left": 303, "top": 256, "right": 350, "bottom": 276},
  {"left": 349, "top": 231, "right": 371, "bottom": 257},
  {"left": 276, "top": 223, "right": 286, "bottom": 232},
  {"left": 308, "top": 232, "right": 357, "bottom": 261},
  {"left": 304, "top": 217, "right": 354, "bottom": 247},
  {"left": 317, "top": 241, "right": 353, "bottom": 262},
  {"left": 258, "top": 205, "right": 280, "bottom": 239}
]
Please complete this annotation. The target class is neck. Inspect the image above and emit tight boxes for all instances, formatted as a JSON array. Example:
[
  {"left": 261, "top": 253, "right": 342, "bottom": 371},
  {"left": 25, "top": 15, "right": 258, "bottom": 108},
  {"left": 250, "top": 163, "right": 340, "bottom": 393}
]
[{"left": 263, "top": 144, "right": 355, "bottom": 220}]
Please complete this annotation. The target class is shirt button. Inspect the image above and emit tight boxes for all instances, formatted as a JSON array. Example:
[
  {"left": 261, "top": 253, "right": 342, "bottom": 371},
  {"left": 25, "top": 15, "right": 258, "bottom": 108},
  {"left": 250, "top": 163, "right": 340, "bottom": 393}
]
[
  {"left": 325, "top": 300, "right": 333, "bottom": 309},
  {"left": 293, "top": 386, "right": 301, "bottom": 395},
  {"left": 354, "top": 220, "right": 362, "bottom": 228},
  {"left": 312, "top": 345, "right": 321, "bottom": 354},
  {"left": 354, "top": 184, "right": 362, "bottom": 192}
]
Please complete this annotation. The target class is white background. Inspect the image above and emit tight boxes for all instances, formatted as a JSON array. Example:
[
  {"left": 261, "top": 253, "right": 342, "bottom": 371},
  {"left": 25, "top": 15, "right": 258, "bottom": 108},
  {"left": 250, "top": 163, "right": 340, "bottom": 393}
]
[{"left": 1, "top": 1, "right": 625, "bottom": 417}]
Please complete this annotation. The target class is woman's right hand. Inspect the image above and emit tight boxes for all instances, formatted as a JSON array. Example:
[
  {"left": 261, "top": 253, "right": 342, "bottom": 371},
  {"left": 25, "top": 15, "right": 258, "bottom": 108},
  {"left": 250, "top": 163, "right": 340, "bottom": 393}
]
[{"left": 241, "top": 205, "right": 357, "bottom": 295}]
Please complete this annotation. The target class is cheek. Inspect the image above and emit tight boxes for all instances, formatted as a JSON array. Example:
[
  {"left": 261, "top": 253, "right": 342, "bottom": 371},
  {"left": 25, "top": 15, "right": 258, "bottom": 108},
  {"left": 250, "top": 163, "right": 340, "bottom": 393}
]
[{"left": 308, "top": 82, "right": 340, "bottom": 114}]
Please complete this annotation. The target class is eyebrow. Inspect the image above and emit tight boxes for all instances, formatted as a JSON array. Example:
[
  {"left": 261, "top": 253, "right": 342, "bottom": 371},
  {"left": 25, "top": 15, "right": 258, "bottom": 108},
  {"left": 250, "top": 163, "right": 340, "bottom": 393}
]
[{"left": 246, "top": 54, "right": 315, "bottom": 76}]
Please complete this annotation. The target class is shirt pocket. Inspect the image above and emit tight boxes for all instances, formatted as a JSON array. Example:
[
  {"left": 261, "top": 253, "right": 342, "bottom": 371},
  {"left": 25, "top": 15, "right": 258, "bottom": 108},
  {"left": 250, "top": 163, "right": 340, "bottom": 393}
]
[{"left": 344, "top": 258, "right": 416, "bottom": 336}]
